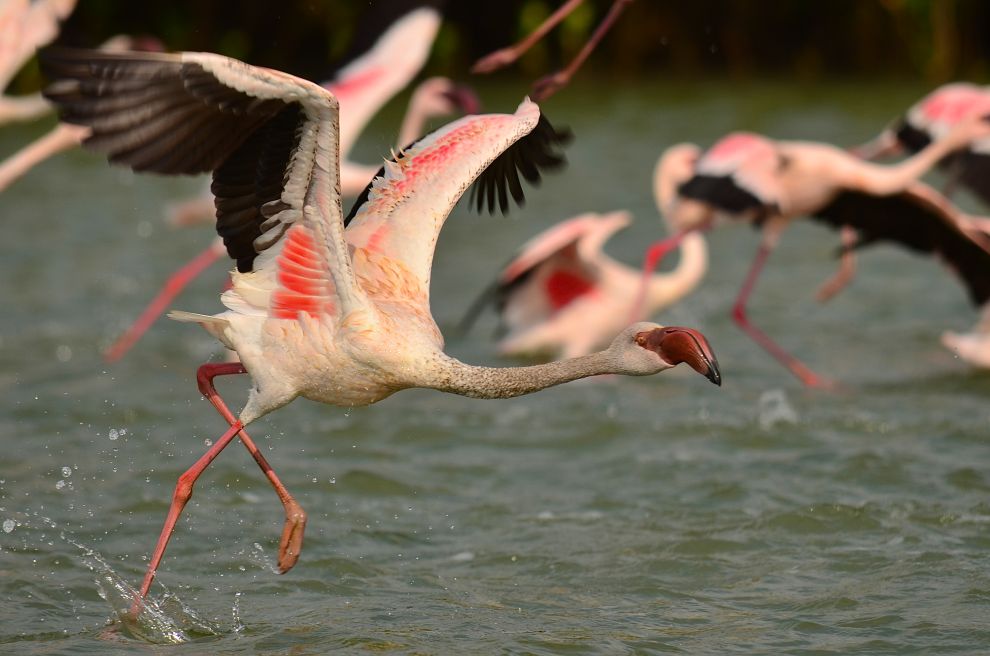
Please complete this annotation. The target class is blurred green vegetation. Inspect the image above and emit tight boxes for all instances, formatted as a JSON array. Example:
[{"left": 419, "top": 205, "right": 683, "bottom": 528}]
[{"left": 12, "top": 0, "right": 990, "bottom": 91}]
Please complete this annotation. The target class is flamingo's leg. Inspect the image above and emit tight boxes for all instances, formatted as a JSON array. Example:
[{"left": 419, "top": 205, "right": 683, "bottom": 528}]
[
  {"left": 104, "top": 239, "right": 225, "bottom": 363},
  {"left": 472, "top": 0, "right": 585, "bottom": 74},
  {"left": 134, "top": 363, "right": 305, "bottom": 608},
  {"left": 134, "top": 419, "right": 244, "bottom": 607},
  {"left": 196, "top": 363, "right": 306, "bottom": 576},
  {"left": 733, "top": 243, "right": 836, "bottom": 389},
  {"left": 531, "top": 0, "right": 634, "bottom": 101},
  {"left": 815, "top": 226, "right": 858, "bottom": 303}
]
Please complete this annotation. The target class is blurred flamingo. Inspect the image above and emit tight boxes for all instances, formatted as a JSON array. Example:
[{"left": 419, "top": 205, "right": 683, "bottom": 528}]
[
  {"left": 459, "top": 145, "right": 707, "bottom": 359},
  {"left": 472, "top": 0, "right": 632, "bottom": 100},
  {"left": 42, "top": 46, "right": 721, "bottom": 606},
  {"left": 101, "top": 0, "right": 480, "bottom": 362},
  {"left": 639, "top": 128, "right": 990, "bottom": 387},
  {"left": 852, "top": 82, "right": 990, "bottom": 210},
  {"left": 0, "top": 0, "right": 76, "bottom": 125}
]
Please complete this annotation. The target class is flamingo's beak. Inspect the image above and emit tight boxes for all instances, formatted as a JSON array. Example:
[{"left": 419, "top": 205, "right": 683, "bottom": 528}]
[
  {"left": 849, "top": 130, "right": 902, "bottom": 160},
  {"left": 637, "top": 326, "right": 721, "bottom": 386},
  {"left": 443, "top": 84, "right": 482, "bottom": 115}
]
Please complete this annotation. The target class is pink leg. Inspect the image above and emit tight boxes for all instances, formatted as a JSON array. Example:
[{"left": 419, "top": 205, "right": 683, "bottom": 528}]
[
  {"left": 815, "top": 226, "right": 857, "bottom": 303},
  {"left": 531, "top": 0, "right": 634, "bottom": 100},
  {"left": 195, "top": 363, "right": 306, "bottom": 577},
  {"left": 472, "top": 0, "right": 585, "bottom": 74},
  {"left": 733, "top": 244, "right": 835, "bottom": 389},
  {"left": 104, "top": 240, "right": 225, "bottom": 363},
  {"left": 133, "top": 363, "right": 305, "bottom": 609}
]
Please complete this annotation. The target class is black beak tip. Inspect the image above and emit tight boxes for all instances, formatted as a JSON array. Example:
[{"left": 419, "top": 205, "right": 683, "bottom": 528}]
[{"left": 705, "top": 360, "right": 722, "bottom": 387}]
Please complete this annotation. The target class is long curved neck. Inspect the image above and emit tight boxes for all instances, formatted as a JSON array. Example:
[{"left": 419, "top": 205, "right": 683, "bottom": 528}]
[
  {"left": 644, "top": 154, "right": 708, "bottom": 311},
  {"left": 425, "top": 352, "right": 620, "bottom": 399},
  {"left": 644, "top": 231, "right": 707, "bottom": 311},
  {"left": 397, "top": 93, "right": 436, "bottom": 148},
  {"left": 853, "top": 134, "right": 970, "bottom": 196}
]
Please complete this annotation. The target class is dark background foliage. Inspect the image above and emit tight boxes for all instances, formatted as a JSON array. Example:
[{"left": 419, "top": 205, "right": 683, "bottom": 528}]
[{"left": 12, "top": 0, "right": 990, "bottom": 91}]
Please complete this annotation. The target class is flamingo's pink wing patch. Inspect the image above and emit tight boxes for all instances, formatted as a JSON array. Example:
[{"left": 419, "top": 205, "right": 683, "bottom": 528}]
[
  {"left": 326, "top": 67, "right": 385, "bottom": 99},
  {"left": 545, "top": 269, "right": 594, "bottom": 310},
  {"left": 271, "top": 224, "right": 336, "bottom": 319}
]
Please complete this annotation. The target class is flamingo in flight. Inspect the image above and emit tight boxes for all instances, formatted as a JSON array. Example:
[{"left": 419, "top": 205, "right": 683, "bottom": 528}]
[
  {"left": 41, "top": 46, "right": 722, "bottom": 606},
  {"left": 637, "top": 128, "right": 990, "bottom": 387},
  {"left": 96, "top": 0, "right": 480, "bottom": 362},
  {"left": 852, "top": 82, "right": 990, "bottom": 216},
  {"left": 459, "top": 145, "right": 707, "bottom": 359},
  {"left": 472, "top": 0, "right": 632, "bottom": 100}
]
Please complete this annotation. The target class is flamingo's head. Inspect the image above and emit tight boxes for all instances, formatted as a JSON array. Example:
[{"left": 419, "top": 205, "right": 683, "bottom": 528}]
[
  {"left": 609, "top": 322, "right": 721, "bottom": 385},
  {"left": 411, "top": 77, "right": 482, "bottom": 121},
  {"left": 849, "top": 124, "right": 907, "bottom": 160}
]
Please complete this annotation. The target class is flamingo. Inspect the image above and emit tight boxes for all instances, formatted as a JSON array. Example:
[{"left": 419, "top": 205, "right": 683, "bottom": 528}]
[
  {"left": 851, "top": 82, "right": 990, "bottom": 214},
  {"left": 97, "top": 1, "right": 480, "bottom": 362},
  {"left": 41, "top": 46, "right": 722, "bottom": 605},
  {"left": 459, "top": 145, "right": 707, "bottom": 359},
  {"left": 637, "top": 129, "right": 990, "bottom": 387},
  {"left": 472, "top": 0, "right": 632, "bottom": 101},
  {"left": 0, "top": 0, "right": 76, "bottom": 125}
]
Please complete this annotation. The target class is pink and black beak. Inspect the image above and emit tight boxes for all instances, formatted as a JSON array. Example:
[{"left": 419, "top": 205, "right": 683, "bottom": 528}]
[
  {"left": 636, "top": 326, "right": 721, "bottom": 386},
  {"left": 443, "top": 84, "right": 482, "bottom": 115}
]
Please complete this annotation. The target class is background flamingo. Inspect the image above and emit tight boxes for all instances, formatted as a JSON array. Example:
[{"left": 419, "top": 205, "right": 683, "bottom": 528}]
[
  {"left": 459, "top": 145, "right": 707, "bottom": 359},
  {"left": 98, "top": 0, "right": 479, "bottom": 362},
  {"left": 852, "top": 82, "right": 990, "bottom": 225},
  {"left": 472, "top": 0, "right": 632, "bottom": 100},
  {"left": 643, "top": 128, "right": 990, "bottom": 387},
  {"left": 42, "top": 46, "right": 722, "bottom": 608}
]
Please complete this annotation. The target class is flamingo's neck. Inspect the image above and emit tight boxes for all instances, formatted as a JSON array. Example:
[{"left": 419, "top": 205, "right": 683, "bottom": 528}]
[
  {"left": 397, "top": 95, "right": 430, "bottom": 148},
  {"left": 643, "top": 231, "right": 708, "bottom": 312},
  {"left": 424, "top": 352, "right": 619, "bottom": 399}
]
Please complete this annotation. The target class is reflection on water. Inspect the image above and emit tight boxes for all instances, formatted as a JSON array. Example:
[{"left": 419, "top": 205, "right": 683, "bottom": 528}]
[{"left": 2, "top": 80, "right": 990, "bottom": 652}]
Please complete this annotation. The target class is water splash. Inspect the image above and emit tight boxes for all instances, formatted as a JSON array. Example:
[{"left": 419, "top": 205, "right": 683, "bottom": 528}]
[
  {"left": 5, "top": 509, "right": 231, "bottom": 644},
  {"left": 758, "top": 389, "right": 799, "bottom": 430}
]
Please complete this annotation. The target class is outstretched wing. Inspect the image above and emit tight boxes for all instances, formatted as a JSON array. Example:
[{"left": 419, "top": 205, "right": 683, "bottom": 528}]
[
  {"left": 458, "top": 212, "right": 626, "bottom": 335},
  {"left": 42, "top": 47, "right": 367, "bottom": 319},
  {"left": 344, "top": 98, "right": 571, "bottom": 302},
  {"left": 813, "top": 185, "right": 990, "bottom": 306},
  {"left": 0, "top": 0, "right": 75, "bottom": 89}
]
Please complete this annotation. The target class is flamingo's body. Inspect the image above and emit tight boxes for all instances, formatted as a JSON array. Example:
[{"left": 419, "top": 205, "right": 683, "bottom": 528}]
[
  {"left": 852, "top": 82, "right": 990, "bottom": 208},
  {"left": 472, "top": 0, "right": 632, "bottom": 100},
  {"left": 42, "top": 47, "right": 721, "bottom": 603},
  {"left": 657, "top": 129, "right": 990, "bottom": 385},
  {"left": 461, "top": 147, "right": 708, "bottom": 360}
]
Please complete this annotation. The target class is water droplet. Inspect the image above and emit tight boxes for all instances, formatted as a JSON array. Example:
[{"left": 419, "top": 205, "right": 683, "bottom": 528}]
[
  {"left": 61, "top": 466, "right": 72, "bottom": 478},
  {"left": 2, "top": 519, "right": 15, "bottom": 533},
  {"left": 56, "top": 480, "right": 66, "bottom": 490},
  {"left": 108, "top": 429, "right": 119, "bottom": 441}
]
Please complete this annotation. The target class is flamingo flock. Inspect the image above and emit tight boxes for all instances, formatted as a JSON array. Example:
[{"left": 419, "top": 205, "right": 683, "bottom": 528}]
[{"left": 4, "top": 0, "right": 990, "bottom": 620}]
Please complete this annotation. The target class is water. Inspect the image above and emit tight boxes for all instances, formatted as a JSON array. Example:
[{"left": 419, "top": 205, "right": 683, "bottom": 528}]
[{"left": 2, "top": 79, "right": 990, "bottom": 653}]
